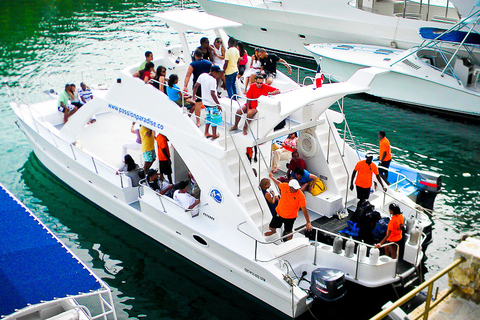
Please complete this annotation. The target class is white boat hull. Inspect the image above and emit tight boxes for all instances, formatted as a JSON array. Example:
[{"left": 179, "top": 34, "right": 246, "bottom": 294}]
[
  {"left": 308, "top": 48, "right": 480, "bottom": 117},
  {"left": 197, "top": 0, "right": 461, "bottom": 58}
]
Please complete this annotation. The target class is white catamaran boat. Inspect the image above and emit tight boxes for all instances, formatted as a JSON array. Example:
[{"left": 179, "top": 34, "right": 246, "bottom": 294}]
[
  {"left": 8, "top": 10, "right": 441, "bottom": 318},
  {"left": 196, "top": 0, "right": 470, "bottom": 59},
  {"left": 305, "top": 7, "right": 480, "bottom": 118},
  {"left": 0, "top": 183, "right": 117, "bottom": 320}
]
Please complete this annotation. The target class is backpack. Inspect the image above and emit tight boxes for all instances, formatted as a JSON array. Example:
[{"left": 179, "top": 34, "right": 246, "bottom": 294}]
[{"left": 309, "top": 178, "right": 326, "bottom": 196}]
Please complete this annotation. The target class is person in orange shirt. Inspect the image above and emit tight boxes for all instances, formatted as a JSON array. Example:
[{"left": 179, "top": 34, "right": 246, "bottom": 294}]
[
  {"left": 375, "top": 203, "right": 404, "bottom": 259},
  {"left": 156, "top": 133, "right": 172, "bottom": 184},
  {"left": 378, "top": 131, "right": 392, "bottom": 183},
  {"left": 264, "top": 172, "right": 312, "bottom": 241},
  {"left": 350, "top": 152, "right": 386, "bottom": 206}
]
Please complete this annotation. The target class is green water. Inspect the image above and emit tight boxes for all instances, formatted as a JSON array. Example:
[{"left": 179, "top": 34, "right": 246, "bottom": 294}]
[{"left": 0, "top": 0, "right": 479, "bottom": 319}]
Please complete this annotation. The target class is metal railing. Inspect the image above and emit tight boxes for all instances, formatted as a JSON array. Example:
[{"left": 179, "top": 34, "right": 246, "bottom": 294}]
[{"left": 371, "top": 257, "right": 465, "bottom": 320}]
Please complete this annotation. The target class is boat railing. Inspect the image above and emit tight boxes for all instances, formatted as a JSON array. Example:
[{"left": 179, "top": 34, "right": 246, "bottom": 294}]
[
  {"left": 371, "top": 257, "right": 465, "bottom": 320},
  {"left": 324, "top": 112, "right": 351, "bottom": 209},
  {"left": 237, "top": 221, "right": 402, "bottom": 280},
  {"left": 287, "top": 63, "right": 345, "bottom": 86}
]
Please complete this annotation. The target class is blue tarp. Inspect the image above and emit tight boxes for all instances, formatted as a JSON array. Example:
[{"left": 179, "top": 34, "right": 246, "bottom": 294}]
[
  {"left": 0, "top": 184, "right": 101, "bottom": 317},
  {"left": 419, "top": 27, "right": 480, "bottom": 47}
]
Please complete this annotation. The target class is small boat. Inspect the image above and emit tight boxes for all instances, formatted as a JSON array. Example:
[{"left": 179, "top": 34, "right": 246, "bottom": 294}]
[
  {"left": 0, "top": 183, "right": 117, "bottom": 320},
  {"left": 7, "top": 9, "right": 442, "bottom": 318},
  {"left": 305, "top": 7, "right": 480, "bottom": 118},
  {"left": 196, "top": 0, "right": 468, "bottom": 59}
]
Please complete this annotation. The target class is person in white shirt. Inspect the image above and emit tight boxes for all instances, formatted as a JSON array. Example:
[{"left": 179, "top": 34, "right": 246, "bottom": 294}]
[
  {"left": 173, "top": 180, "right": 200, "bottom": 217},
  {"left": 193, "top": 65, "right": 223, "bottom": 139}
]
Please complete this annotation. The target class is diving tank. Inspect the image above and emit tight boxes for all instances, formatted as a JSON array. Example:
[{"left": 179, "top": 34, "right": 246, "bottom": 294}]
[
  {"left": 405, "top": 214, "right": 416, "bottom": 234},
  {"left": 345, "top": 239, "right": 355, "bottom": 258},
  {"left": 409, "top": 225, "right": 421, "bottom": 246},
  {"left": 358, "top": 244, "right": 367, "bottom": 262},
  {"left": 370, "top": 247, "right": 380, "bottom": 264},
  {"left": 333, "top": 237, "right": 343, "bottom": 254}
]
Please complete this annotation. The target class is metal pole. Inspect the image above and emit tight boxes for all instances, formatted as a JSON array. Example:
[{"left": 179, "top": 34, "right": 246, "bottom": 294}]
[
  {"left": 313, "top": 229, "right": 318, "bottom": 266},
  {"left": 423, "top": 283, "right": 434, "bottom": 320},
  {"left": 326, "top": 127, "right": 331, "bottom": 163}
]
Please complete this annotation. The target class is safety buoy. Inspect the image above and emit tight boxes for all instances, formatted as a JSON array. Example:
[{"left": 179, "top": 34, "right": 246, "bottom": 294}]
[{"left": 298, "top": 130, "right": 317, "bottom": 159}]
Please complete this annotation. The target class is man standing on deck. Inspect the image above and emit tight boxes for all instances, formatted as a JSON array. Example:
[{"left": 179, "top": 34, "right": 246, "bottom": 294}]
[
  {"left": 378, "top": 130, "right": 392, "bottom": 183},
  {"left": 156, "top": 133, "right": 172, "bottom": 184},
  {"left": 57, "top": 84, "right": 78, "bottom": 123},
  {"left": 184, "top": 49, "right": 212, "bottom": 127},
  {"left": 223, "top": 37, "right": 240, "bottom": 99},
  {"left": 265, "top": 172, "right": 312, "bottom": 241},
  {"left": 350, "top": 152, "right": 387, "bottom": 207},
  {"left": 140, "top": 126, "right": 155, "bottom": 174}
]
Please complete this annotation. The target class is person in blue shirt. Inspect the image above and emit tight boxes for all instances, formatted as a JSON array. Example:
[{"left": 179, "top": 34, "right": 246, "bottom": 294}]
[
  {"left": 166, "top": 74, "right": 195, "bottom": 116},
  {"left": 293, "top": 167, "right": 318, "bottom": 192}
]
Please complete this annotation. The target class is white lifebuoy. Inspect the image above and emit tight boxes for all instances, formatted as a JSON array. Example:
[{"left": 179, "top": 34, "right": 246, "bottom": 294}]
[{"left": 298, "top": 130, "right": 318, "bottom": 159}]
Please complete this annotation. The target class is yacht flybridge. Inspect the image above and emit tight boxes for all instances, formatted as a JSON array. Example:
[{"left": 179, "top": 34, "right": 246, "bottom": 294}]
[
  {"left": 305, "top": 6, "right": 480, "bottom": 118},
  {"left": 8, "top": 10, "right": 441, "bottom": 317},
  {"left": 196, "top": 0, "right": 468, "bottom": 59}
]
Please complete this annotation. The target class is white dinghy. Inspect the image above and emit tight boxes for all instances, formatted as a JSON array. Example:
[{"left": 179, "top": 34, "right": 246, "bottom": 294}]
[{"left": 8, "top": 10, "right": 439, "bottom": 318}]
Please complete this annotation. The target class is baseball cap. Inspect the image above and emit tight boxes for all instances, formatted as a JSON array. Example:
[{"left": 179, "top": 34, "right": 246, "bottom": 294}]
[
  {"left": 211, "top": 65, "right": 222, "bottom": 73},
  {"left": 147, "top": 168, "right": 158, "bottom": 178},
  {"left": 365, "top": 151, "right": 375, "bottom": 158},
  {"left": 288, "top": 179, "right": 301, "bottom": 190}
]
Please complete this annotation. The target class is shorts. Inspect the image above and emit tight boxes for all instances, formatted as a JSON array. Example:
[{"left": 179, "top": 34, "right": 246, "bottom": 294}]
[
  {"left": 143, "top": 150, "right": 156, "bottom": 163},
  {"left": 194, "top": 84, "right": 202, "bottom": 103},
  {"left": 205, "top": 105, "right": 222, "bottom": 127},
  {"left": 174, "top": 98, "right": 193, "bottom": 109},
  {"left": 72, "top": 101, "right": 83, "bottom": 108},
  {"left": 269, "top": 215, "right": 296, "bottom": 233},
  {"left": 356, "top": 185, "right": 371, "bottom": 200},
  {"left": 159, "top": 160, "right": 172, "bottom": 175},
  {"left": 57, "top": 104, "right": 75, "bottom": 113},
  {"left": 265, "top": 71, "right": 277, "bottom": 79}
]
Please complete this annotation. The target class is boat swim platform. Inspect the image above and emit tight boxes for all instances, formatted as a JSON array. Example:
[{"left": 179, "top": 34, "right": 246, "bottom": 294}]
[{"left": 0, "top": 183, "right": 106, "bottom": 317}]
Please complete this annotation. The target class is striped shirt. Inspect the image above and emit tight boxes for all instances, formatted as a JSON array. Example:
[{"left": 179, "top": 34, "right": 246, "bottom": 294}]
[{"left": 78, "top": 87, "right": 93, "bottom": 102}]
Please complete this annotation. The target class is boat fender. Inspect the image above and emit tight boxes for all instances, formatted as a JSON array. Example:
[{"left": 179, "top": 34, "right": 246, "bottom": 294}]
[
  {"left": 358, "top": 243, "right": 367, "bottom": 262},
  {"left": 333, "top": 237, "right": 343, "bottom": 254},
  {"left": 298, "top": 130, "right": 317, "bottom": 159},
  {"left": 370, "top": 247, "right": 380, "bottom": 264},
  {"left": 344, "top": 239, "right": 355, "bottom": 258}
]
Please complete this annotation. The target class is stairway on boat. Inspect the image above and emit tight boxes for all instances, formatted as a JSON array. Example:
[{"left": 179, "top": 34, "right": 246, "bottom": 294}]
[{"left": 217, "top": 132, "right": 273, "bottom": 235}]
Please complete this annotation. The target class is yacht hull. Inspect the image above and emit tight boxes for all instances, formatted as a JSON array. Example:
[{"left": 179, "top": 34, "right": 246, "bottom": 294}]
[{"left": 197, "top": 0, "right": 458, "bottom": 59}]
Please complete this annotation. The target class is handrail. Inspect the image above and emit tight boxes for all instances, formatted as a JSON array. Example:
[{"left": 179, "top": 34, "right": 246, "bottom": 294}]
[
  {"left": 371, "top": 257, "right": 465, "bottom": 320},
  {"left": 325, "top": 113, "right": 351, "bottom": 210}
]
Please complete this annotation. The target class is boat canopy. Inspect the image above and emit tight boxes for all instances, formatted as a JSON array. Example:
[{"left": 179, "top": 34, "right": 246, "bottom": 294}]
[
  {"left": 155, "top": 10, "right": 242, "bottom": 32},
  {"left": 0, "top": 184, "right": 101, "bottom": 317},
  {"left": 419, "top": 27, "right": 480, "bottom": 46}
]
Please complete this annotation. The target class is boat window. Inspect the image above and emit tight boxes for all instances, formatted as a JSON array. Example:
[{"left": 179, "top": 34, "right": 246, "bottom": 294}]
[
  {"left": 298, "top": 34, "right": 306, "bottom": 39},
  {"left": 260, "top": 27, "right": 268, "bottom": 32},
  {"left": 333, "top": 45, "right": 353, "bottom": 50},
  {"left": 193, "top": 235, "right": 208, "bottom": 246},
  {"left": 375, "top": 49, "right": 393, "bottom": 55}
]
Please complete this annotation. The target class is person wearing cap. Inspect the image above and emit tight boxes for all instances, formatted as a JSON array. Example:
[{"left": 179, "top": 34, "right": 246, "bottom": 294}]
[
  {"left": 173, "top": 180, "right": 200, "bottom": 213},
  {"left": 378, "top": 130, "right": 392, "bottom": 183},
  {"left": 193, "top": 65, "right": 223, "bottom": 139},
  {"left": 350, "top": 152, "right": 386, "bottom": 206},
  {"left": 265, "top": 172, "right": 312, "bottom": 241},
  {"left": 58, "top": 84, "right": 78, "bottom": 123},
  {"left": 147, "top": 169, "right": 173, "bottom": 195},
  {"left": 230, "top": 73, "right": 280, "bottom": 135}
]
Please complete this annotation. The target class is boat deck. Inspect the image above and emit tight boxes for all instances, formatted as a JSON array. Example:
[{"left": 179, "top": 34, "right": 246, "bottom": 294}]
[{"left": 0, "top": 183, "right": 102, "bottom": 317}]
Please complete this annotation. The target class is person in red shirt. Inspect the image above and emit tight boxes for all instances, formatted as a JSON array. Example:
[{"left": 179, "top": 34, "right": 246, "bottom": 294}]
[
  {"left": 350, "top": 152, "right": 386, "bottom": 206},
  {"left": 375, "top": 203, "right": 404, "bottom": 259},
  {"left": 230, "top": 74, "right": 280, "bottom": 135},
  {"left": 156, "top": 133, "right": 172, "bottom": 184},
  {"left": 279, "top": 151, "right": 306, "bottom": 182},
  {"left": 378, "top": 130, "right": 392, "bottom": 183}
]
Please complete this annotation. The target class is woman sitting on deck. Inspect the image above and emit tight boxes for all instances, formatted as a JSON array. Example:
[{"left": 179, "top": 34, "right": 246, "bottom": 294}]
[
  {"left": 152, "top": 65, "right": 167, "bottom": 93},
  {"left": 133, "top": 62, "right": 155, "bottom": 84},
  {"left": 166, "top": 74, "right": 195, "bottom": 116},
  {"left": 271, "top": 133, "right": 298, "bottom": 173},
  {"left": 117, "top": 154, "right": 142, "bottom": 187}
]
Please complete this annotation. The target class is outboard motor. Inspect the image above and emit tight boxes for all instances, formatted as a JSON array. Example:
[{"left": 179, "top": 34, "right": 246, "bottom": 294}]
[
  {"left": 416, "top": 171, "right": 441, "bottom": 210},
  {"left": 310, "top": 268, "right": 346, "bottom": 301}
]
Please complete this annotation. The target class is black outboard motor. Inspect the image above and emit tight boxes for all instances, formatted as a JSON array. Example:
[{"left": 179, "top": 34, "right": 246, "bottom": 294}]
[
  {"left": 415, "top": 171, "right": 441, "bottom": 210},
  {"left": 310, "top": 268, "right": 346, "bottom": 301}
]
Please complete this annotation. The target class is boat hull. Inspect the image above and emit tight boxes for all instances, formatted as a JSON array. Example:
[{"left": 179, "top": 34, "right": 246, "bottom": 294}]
[
  {"left": 311, "top": 54, "right": 480, "bottom": 118},
  {"left": 197, "top": 0, "right": 458, "bottom": 59}
]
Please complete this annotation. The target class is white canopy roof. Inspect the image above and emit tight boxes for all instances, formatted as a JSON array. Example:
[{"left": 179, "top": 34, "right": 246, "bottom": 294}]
[{"left": 155, "top": 9, "right": 242, "bottom": 32}]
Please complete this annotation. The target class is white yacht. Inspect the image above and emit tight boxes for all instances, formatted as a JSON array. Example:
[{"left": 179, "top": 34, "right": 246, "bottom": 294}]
[
  {"left": 8, "top": 10, "right": 440, "bottom": 318},
  {"left": 0, "top": 183, "right": 117, "bottom": 320},
  {"left": 196, "top": 0, "right": 470, "bottom": 59},
  {"left": 305, "top": 8, "right": 480, "bottom": 118}
]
